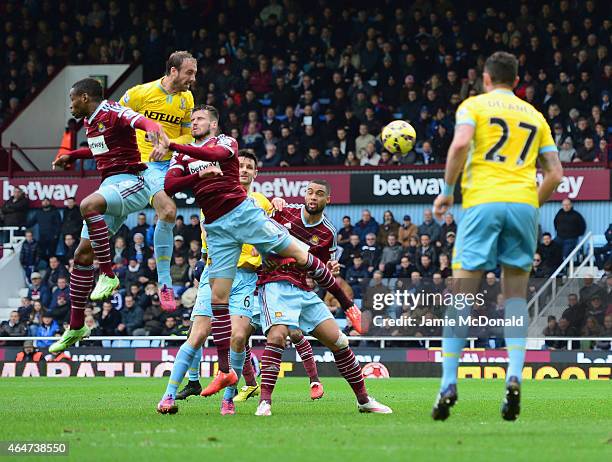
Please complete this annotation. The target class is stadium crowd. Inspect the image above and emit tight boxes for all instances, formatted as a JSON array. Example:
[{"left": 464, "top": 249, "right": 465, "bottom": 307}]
[
  {"left": 2, "top": 192, "right": 611, "bottom": 349},
  {"left": 1, "top": 0, "right": 611, "bottom": 166}
]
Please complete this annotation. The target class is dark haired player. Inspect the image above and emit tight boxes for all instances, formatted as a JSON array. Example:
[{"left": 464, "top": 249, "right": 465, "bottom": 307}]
[
  {"left": 157, "top": 105, "right": 362, "bottom": 412},
  {"left": 432, "top": 51, "right": 563, "bottom": 421},
  {"left": 254, "top": 180, "right": 392, "bottom": 416},
  {"left": 48, "top": 78, "right": 166, "bottom": 352}
]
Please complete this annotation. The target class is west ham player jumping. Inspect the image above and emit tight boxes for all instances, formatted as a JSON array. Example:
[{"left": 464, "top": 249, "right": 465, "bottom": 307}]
[
  {"left": 157, "top": 146, "right": 323, "bottom": 414},
  {"left": 254, "top": 180, "right": 392, "bottom": 416},
  {"left": 158, "top": 105, "right": 361, "bottom": 408},
  {"left": 47, "top": 78, "right": 168, "bottom": 352}
]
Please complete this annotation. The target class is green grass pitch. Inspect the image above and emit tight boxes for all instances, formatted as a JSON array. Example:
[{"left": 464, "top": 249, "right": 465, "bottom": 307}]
[{"left": 2, "top": 377, "right": 611, "bottom": 461}]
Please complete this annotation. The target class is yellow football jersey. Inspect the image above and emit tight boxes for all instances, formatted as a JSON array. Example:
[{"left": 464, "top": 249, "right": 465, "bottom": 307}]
[
  {"left": 120, "top": 77, "right": 194, "bottom": 162},
  {"left": 201, "top": 192, "right": 273, "bottom": 269},
  {"left": 456, "top": 89, "right": 557, "bottom": 208}
]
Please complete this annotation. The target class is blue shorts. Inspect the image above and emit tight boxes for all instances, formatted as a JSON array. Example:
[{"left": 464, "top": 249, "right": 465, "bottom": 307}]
[
  {"left": 251, "top": 293, "right": 262, "bottom": 329},
  {"left": 452, "top": 202, "right": 538, "bottom": 272},
  {"left": 81, "top": 173, "right": 152, "bottom": 239},
  {"left": 258, "top": 281, "right": 333, "bottom": 334},
  {"left": 191, "top": 267, "right": 257, "bottom": 320},
  {"left": 205, "top": 198, "right": 293, "bottom": 279},
  {"left": 143, "top": 160, "right": 170, "bottom": 198}
]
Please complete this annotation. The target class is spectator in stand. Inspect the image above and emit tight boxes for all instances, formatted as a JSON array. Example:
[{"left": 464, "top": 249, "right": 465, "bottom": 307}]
[
  {"left": 416, "top": 234, "right": 437, "bottom": 263},
  {"left": 543, "top": 315, "right": 560, "bottom": 349},
  {"left": 261, "top": 143, "right": 281, "bottom": 167},
  {"left": 170, "top": 255, "right": 189, "bottom": 296},
  {"left": 417, "top": 254, "right": 436, "bottom": 279},
  {"left": 438, "top": 253, "right": 452, "bottom": 278},
  {"left": 537, "top": 232, "right": 563, "bottom": 272},
  {"left": 361, "top": 233, "right": 382, "bottom": 275},
  {"left": 124, "top": 258, "right": 145, "bottom": 289},
  {"left": 396, "top": 256, "right": 418, "bottom": 279},
  {"left": 339, "top": 234, "right": 361, "bottom": 274},
  {"left": 182, "top": 215, "right": 202, "bottom": 247},
  {"left": 34, "top": 313, "right": 60, "bottom": 348},
  {"left": 27, "top": 272, "right": 50, "bottom": 307},
  {"left": 172, "top": 235, "right": 188, "bottom": 260},
  {"left": 439, "top": 213, "right": 457, "bottom": 247},
  {"left": 173, "top": 215, "right": 186, "bottom": 239},
  {"left": 354, "top": 209, "right": 379, "bottom": 244},
  {"left": 587, "top": 294, "right": 606, "bottom": 326},
  {"left": 27, "top": 301, "right": 46, "bottom": 336},
  {"left": 360, "top": 142, "right": 381, "bottom": 166},
  {"left": 49, "top": 293, "right": 70, "bottom": 325},
  {"left": 0, "top": 187, "right": 29, "bottom": 240},
  {"left": 379, "top": 234, "right": 403, "bottom": 277},
  {"left": 579, "top": 276, "right": 605, "bottom": 304},
  {"left": 415, "top": 140, "right": 437, "bottom": 165},
  {"left": 481, "top": 272, "right": 501, "bottom": 307},
  {"left": 582, "top": 316, "right": 602, "bottom": 338},
  {"left": 28, "top": 198, "right": 61, "bottom": 261},
  {"left": 49, "top": 276, "right": 69, "bottom": 311},
  {"left": 418, "top": 209, "right": 441, "bottom": 244},
  {"left": 97, "top": 301, "right": 121, "bottom": 336},
  {"left": 187, "top": 240, "right": 202, "bottom": 260},
  {"left": 558, "top": 137, "right": 577, "bottom": 162},
  {"left": 60, "top": 197, "right": 82, "bottom": 243},
  {"left": 355, "top": 124, "right": 375, "bottom": 158},
  {"left": 116, "top": 295, "right": 143, "bottom": 335},
  {"left": 129, "top": 233, "right": 152, "bottom": 264},
  {"left": 130, "top": 213, "right": 150, "bottom": 242},
  {"left": 398, "top": 215, "right": 418, "bottom": 249},
  {"left": 377, "top": 211, "right": 400, "bottom": 246},
  {"left": 111, "top": 236, "right": 129, "bottom": 266},
  {"left": 346, "top": 255, "right": 368, "bottom": 299},
  {"left": 0, "top": 311, "right": 27, "bottom": 337},
  {"left": 562, "top": 293, "right": 585, "bottom": 331},
  {"left": 17, "top": 297, "right": 33, "bottom": 323},
  {"left": 43, "top": 256, "right": 69, "bottom": 289},
  {"left": 575, "top": 137, "right": 598, "bottom": 162},
  {"left": 20, "top": 230, "right": 40, "bottom": 284},
  {"left": 62, "top": 234, "right": 78, "bottom": 265},
  {"left": 143, "top": 258, "right": 158, "bottom": 283},
  {"left": 554, "top": 199, "right": 587, "bottom": 259},
  {"left": 556, "top": 317, "right": 578, "bottom": 349},
  {"left": 337, "top": 216, "right": 354, "bottom": 247}
]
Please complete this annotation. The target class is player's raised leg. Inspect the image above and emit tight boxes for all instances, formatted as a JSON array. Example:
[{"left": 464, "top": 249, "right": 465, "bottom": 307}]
[
  {"left": 157, "top": 315, "right": 211, "bottom": 414},
  {"left": 289, "top": 329, "right": 323, "bottom": 399},
  {"left": 310, "top": 319, "right": 392, "bottom": 414},
  {"left": 49, "top": 238, "right": 95, "bottom": 352},
  {"left": 152, "top": 190, "right": 177, "bottom": 311},
  {"left": 80, "top": 193, "right": 120, "bottom": 300}
]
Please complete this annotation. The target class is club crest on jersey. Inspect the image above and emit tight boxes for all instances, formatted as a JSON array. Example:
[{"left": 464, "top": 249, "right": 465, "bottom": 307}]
[
  {"left": 284, "top": 222, "right": 292, "bottom": 229},
  {"left": 309, "top": 235, "right": 320, "bottom": 245},
  {"left": 275, "top": 312, "right": 283, "bottom": 318},
  {"left": 97, "top": 122, "right": 106, "bottom": 132}
]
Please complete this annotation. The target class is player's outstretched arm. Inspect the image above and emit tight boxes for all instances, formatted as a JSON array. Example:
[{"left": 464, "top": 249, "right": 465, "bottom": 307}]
[
  {"left": 537, "top": 151, "right": 563, "bottom": 206},
  {"left": 167, "top": 142, "right": 233, "bottom": 162},
  {"left": 164, "top": 165, "right": 199, "bottom": 195},
  {"left": 52, "top": 147, "right": 93, "bottom": 169}
]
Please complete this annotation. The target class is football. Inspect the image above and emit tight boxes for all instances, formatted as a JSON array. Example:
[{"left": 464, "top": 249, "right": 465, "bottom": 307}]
[
  {"left": 362, "top": 362, "right": 391, "bottom": 379},
  {"left": 381, "top": 120, "right": 416, "bottom": 155}
]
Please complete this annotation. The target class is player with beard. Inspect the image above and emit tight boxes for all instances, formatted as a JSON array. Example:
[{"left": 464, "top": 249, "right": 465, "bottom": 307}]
[
  {"left": 157, "top": 105, "right": 353, "bottom": 413},
  {"left": 254, "top": 180, "right": 392, "bottom": 416}
]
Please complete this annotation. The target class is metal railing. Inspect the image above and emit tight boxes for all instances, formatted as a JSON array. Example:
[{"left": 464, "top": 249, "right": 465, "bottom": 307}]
[
  {"left": 3, "top": 335, "right": 610, "bottom": 350},
  {"left": 527, "top": 232, "right": 595, "bottom": 319},
  {"left": 4, "top": 335, "right": 466, "bottom": 349}
]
